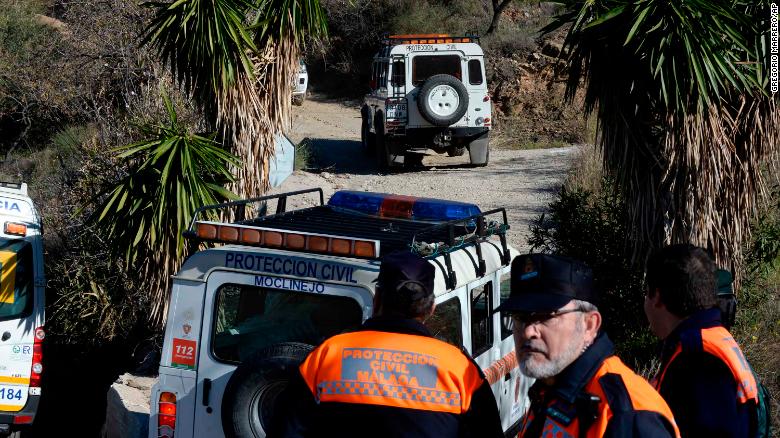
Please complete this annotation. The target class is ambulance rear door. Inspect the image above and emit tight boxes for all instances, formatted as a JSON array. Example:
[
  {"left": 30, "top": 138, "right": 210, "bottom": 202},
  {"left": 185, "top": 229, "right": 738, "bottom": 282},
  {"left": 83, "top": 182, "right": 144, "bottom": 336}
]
[{"left": 0, "top": 195, "right": 44, "bottom": 414}]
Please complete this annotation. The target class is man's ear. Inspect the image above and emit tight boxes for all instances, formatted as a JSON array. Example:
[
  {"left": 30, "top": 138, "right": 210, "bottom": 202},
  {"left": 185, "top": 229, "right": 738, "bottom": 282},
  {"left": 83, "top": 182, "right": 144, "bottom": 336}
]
[
  {"left": 584, "top": 311, "right": 601, "bottom": 343},
  {"left": 649, "top": 288, "right": 665, "bottom": 309}
]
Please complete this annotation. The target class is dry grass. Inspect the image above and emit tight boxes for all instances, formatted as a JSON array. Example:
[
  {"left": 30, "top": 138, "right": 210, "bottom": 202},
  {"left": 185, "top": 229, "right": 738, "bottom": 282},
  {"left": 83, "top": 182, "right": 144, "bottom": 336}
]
[{"left": 732, "top": 266, "right": 780, "bottom": 436}]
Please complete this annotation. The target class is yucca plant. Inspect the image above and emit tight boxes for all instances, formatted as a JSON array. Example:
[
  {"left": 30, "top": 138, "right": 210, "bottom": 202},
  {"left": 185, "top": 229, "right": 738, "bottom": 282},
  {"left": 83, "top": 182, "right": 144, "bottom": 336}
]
[
  {"left": 546, "top": 0, "right": 779, "bottom": 280},
  {"left": 142, "top": 0, "right": 327, "bottom": 199},
  {"left": 94, "top": 92, "right": 239, "bottom": 325}
]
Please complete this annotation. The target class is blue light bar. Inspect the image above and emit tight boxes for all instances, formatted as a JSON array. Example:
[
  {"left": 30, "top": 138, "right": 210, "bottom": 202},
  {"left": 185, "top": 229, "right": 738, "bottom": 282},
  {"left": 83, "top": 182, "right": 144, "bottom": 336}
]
[{"left": 328, "top": 191, "right": 481, "bottom": 222}]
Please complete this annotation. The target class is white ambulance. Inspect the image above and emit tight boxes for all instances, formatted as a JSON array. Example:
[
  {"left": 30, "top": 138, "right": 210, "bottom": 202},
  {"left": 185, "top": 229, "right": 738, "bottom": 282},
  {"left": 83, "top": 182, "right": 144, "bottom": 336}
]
[
  {"left": 0, "top": 182, "right": 45, "bottom": 438},
  {"left": 150, "top": 188, "right": 531, "bottom": 438}
]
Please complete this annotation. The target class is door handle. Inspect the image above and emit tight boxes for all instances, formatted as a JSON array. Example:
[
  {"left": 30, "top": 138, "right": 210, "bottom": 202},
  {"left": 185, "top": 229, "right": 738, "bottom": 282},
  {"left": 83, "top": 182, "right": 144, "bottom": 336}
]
[
  {"left": 1, "top": 332, "right": 9, "bottom": 342},
  {"left": 202, "top": 378, "right": 212, "bottom": 407}
]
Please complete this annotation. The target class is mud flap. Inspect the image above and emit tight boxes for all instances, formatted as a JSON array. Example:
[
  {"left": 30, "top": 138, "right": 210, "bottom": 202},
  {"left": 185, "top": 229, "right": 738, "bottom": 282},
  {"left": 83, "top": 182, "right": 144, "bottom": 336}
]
[{"left": 468, "top": 132, "right": 489, "bottom": 166}]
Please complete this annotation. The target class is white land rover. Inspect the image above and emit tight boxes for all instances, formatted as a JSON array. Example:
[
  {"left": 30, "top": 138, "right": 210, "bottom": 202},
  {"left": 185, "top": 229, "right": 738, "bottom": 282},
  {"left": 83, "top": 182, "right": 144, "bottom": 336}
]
[
  {"left": 0, "top": 182, "right": 45, "bottom": 438},
  {"left": 362, "top": 34, "right": 492, "bottom": 170},
  {"left": 149, "top": 188, "right": 530, "bottom": 438},
  {"left": 292, "top": 60, "right": 308, "bottom": 106}
]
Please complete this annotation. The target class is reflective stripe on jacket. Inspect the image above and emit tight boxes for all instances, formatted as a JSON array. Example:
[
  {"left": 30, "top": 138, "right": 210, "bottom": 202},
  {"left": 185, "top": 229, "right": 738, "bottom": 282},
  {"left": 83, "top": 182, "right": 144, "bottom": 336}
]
[
  {"left": 299, "top": 329, "right": 484, "bottom": 414},
  {"left": 653, "top": 325, "right": 758, "bottom": 405}
]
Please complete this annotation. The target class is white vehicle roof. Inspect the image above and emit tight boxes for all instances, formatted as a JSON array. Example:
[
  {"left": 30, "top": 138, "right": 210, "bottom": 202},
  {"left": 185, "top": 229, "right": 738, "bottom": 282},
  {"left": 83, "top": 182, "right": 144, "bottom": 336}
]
[
  {"left": 179, "top": 188, "right": 515, "bottom": 297},
  {"left": 375, "top": 34, "right": 485, "bottom": 58},
  {"left": 177, "top": 242, "right": 518, "bottom": 298},
  {"left": 0, "top": 181, "right": 41, "bottom": 227}
]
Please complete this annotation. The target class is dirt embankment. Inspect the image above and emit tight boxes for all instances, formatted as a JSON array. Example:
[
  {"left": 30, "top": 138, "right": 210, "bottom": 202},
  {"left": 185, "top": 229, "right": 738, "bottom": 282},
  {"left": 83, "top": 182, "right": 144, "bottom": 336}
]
[{"left": 277, "top": 96, "right": 578, "bottom": 251}]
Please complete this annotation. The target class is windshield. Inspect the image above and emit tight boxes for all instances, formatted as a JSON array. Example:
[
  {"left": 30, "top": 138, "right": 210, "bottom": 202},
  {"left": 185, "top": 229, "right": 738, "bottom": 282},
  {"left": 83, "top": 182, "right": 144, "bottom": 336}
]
[
  {"left": 212, "top": 284, "right": 363, "bottom": 363},
  {"left": 0, "top": 239, "right": 33, "bottom": 320},
  {"left": 412, "top": 55, "right": 462, "bottom": 85}
]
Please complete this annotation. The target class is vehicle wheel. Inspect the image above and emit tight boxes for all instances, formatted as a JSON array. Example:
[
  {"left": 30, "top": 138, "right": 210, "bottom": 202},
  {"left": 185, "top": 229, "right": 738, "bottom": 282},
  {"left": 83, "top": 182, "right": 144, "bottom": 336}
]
[
  {"left": 222, "top": 342, "right": 313, "bottom": 438},
  {"left": 447, "top": 146, "right": 466, "bottom": 157},
  {"left": 374, "top": 116, "right": 391, "bottom": 172},
  {"left": 292, "top": 95, "right": 304, "bottom": 106},
  {"left": 361, "top": 107, "right": 375, "bottom": 154},
  {"left": 417, "top": 74, "right": 469, "bottom": 127},
  {"left": 403, "top": 153, "right": 424, "bottom": 169},
  {"left": 468, "top": 133, "right": 489, "bottom": 167}
]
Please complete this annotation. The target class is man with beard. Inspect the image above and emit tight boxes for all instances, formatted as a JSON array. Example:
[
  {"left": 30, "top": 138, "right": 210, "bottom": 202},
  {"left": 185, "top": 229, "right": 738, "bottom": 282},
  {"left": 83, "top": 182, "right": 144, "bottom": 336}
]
[{"left": 496, "top": 253, "right": 679, "bottom": 437}]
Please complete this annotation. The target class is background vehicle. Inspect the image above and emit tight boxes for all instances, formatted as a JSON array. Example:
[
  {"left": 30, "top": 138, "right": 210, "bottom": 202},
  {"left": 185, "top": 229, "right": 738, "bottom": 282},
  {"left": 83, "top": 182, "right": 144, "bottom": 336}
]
[
  {"left": 362, "top": 34, "right": 492, "bottom": 170},
  {"left": 149, "top": 188, "right": 529, "bottom": 438},
  {"left": 292, "top": 60, "right": 308, "bottom": 106},
  {"left": 0, "top": 182, "right": 45, "bottom": 438}
]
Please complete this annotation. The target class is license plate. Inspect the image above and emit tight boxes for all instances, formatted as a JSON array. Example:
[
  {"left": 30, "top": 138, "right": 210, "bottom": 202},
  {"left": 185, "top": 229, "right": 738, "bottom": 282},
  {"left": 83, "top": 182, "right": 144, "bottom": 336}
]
[
  {"left": 0, "top": 384, "right": 26, "bottom": 411},
  {"left": 387, "top": 104, "right": 407, "bottom": 119}
]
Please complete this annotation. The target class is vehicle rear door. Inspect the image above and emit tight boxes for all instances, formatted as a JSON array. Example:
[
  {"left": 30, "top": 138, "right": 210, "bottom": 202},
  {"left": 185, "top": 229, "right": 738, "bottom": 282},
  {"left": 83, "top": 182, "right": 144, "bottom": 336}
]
[
  {"left": 0, "top": 238, "right": 38, "bottom": 412},
  {"left": 193, "top": 269, "right": 372, "bottom": 437}
]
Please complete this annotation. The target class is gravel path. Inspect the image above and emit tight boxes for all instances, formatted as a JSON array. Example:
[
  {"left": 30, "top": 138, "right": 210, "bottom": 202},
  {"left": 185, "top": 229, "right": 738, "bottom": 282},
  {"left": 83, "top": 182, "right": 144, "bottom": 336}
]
[{"left": 276, "top": 96, "right": 578, "bottom": 251}]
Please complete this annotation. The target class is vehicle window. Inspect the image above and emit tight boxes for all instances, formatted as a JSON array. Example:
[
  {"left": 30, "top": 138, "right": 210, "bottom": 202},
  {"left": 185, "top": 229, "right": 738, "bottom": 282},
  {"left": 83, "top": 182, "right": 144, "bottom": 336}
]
[
  {"left": 428, "top": 297, "right": 462, "bottom": 347},
  {"left": 499, "top": 274, "right": 512, "bottom": 339},
  {"left": 391, "top": 60, "right": 405, "bottom": 87},
  {"left": 468, "top": 59, "right": 483, "bottom": 85},
  {"left": 412, "top": 55, "right": 462, "bottom": 85},
  {"left": 371, "top": 62, "right": 379, "bottom": 90},
  {"left": 212, "top": 284, "right": 363, "bottom": 363},
  {"left": 471, "top": 282, "right": 493, "bottom": 355},
  {"left": 0, "top": 239, "right": 33, "bottom": 321},
  {"left": 379, "top": 61, "right": 388, "bottom": 88}
]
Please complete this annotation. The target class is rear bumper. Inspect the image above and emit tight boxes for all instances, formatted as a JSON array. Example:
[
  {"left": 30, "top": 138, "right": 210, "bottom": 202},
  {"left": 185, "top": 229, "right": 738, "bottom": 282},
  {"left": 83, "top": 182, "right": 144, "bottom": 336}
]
[
  {"left": 388, "top": 126, "right": 489, "bottom": 141},
  {"left": 0, "top": 394, "right": 40, "bottom": 432}
]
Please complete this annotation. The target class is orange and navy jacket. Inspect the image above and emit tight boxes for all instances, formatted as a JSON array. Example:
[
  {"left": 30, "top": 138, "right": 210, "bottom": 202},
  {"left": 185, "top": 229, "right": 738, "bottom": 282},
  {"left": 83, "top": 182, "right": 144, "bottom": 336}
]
[
  {"left": 273, "top": 317, "right": 504, "bottom": 438},
  {"left": 519, "top": 332, "right": 680, "bottom": 438},
  {"left": 652, "top": 308, "right": 758, "bottom": 437}
]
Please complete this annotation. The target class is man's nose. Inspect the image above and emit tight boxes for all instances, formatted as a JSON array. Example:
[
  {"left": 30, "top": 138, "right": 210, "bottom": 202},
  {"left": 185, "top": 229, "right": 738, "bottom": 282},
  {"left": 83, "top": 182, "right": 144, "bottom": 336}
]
[{"left": 521, "top": 320, "right": 541, "bottom": 339}]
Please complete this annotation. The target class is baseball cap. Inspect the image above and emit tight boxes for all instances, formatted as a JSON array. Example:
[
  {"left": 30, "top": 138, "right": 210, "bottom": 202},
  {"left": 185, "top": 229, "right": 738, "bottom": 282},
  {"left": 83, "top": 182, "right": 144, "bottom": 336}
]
[
  {"left": 376, "top": 251, "right": 435, "bottom": 300},
  {"left": 495, "top": 253, "right": 596, "bottom": 313}
]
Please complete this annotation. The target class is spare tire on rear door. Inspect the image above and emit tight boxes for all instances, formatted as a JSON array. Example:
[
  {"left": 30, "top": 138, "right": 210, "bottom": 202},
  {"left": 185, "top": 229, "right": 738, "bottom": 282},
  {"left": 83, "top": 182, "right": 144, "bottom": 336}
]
[
  {"left": 417, "top": 74, "right": 469, "bottom": 127},
  {"left": 222, "top": 342, "right": 313, "bottom": 438}
]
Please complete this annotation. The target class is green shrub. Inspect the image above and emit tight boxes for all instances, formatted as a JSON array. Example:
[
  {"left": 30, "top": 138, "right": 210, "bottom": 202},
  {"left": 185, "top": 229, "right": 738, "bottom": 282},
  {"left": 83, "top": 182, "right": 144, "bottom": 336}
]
[
  {"left": 528, "top": 173, "right": 655, "bottom": 366},
  {"left": 733, "top": 182, "right": 780, "bottom": 432}
]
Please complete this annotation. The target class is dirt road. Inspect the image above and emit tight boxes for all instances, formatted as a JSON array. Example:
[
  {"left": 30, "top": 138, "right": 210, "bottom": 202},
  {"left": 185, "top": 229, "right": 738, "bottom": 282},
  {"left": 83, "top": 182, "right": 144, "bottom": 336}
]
[{"left": 277, "top": 96, "right": 578, "bottom": 251}]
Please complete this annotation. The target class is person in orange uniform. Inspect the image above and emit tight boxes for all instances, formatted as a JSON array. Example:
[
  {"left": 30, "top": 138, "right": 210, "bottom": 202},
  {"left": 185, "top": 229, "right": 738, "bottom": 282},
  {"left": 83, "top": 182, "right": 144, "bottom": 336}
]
[
  {"left": 496, "top": 253, "right": 679, "bottom": 438},
  {"left": 272, "top": 251, "right": 504, "bottom": 438},
  {"left": 645, "top": 245, "right": 759, "bottom": 437}
]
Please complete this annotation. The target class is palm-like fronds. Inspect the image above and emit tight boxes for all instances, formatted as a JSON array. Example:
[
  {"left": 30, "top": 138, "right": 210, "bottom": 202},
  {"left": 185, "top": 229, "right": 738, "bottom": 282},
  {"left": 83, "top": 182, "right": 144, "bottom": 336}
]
[
  {"left": 142, "top": 0, "right": 257, "bottom": 114},
  {"left": 94, "top": 92, "right": 238, "bottom": 325},
  {"left": 142, "top": 0, "right": 327, "bottom": 199},
  {"left": 546, "top": 0, "right": 779, "bottom": 280}
]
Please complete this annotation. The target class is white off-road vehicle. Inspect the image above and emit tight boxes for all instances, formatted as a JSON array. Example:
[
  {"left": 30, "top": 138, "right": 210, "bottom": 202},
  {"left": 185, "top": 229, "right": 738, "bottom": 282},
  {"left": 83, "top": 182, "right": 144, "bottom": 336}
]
[
  {"left": 149, "top": 188, "right": 530, "bottom": 438},
  {"left": 292, "top": 60, "right": 308, "bottom": 106},
  {"left": 362, "top": 34, "right": 492, "bottom": 170},
  {"left": 0, "top": 182, "right": 45, "bottom": 438}
]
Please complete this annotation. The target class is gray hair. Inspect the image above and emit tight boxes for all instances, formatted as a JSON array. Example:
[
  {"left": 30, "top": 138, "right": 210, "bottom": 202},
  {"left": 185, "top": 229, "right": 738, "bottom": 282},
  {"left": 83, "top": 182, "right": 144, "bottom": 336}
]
[{"left": 572, "top": 299, "right": 598, "bottom": 313}]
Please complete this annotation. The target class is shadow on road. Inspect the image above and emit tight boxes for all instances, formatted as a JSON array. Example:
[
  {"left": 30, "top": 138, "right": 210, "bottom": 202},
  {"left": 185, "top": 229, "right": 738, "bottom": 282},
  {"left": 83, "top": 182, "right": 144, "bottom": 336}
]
[
  {"left": 303, "top": 137, "right": 490, "bottom": 175},
  {"left": 305, "top": 138, "right": 376, "bottom": 175}
]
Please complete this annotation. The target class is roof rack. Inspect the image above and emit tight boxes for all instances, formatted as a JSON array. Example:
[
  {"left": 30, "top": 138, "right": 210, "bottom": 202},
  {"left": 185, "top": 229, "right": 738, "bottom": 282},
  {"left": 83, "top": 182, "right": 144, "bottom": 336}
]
[
  {"left": 412, "top": 208, "right": 510, "bottom": 289},
  {"left": 184, "top": 188, "right": 511, "bottom": 287},
  {"left": 382, "top": 33, "right": 480, "bottom": 46}
]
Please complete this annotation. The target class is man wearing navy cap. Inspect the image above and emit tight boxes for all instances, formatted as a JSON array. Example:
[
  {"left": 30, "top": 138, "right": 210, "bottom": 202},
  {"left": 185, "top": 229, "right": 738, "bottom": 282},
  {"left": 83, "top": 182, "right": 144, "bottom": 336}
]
[
  {"left": 274, "top": 251, "right": 503, "bottom": 438},
  {"left": 497, "top": 253, "right": 679, "bottom": 437}
]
